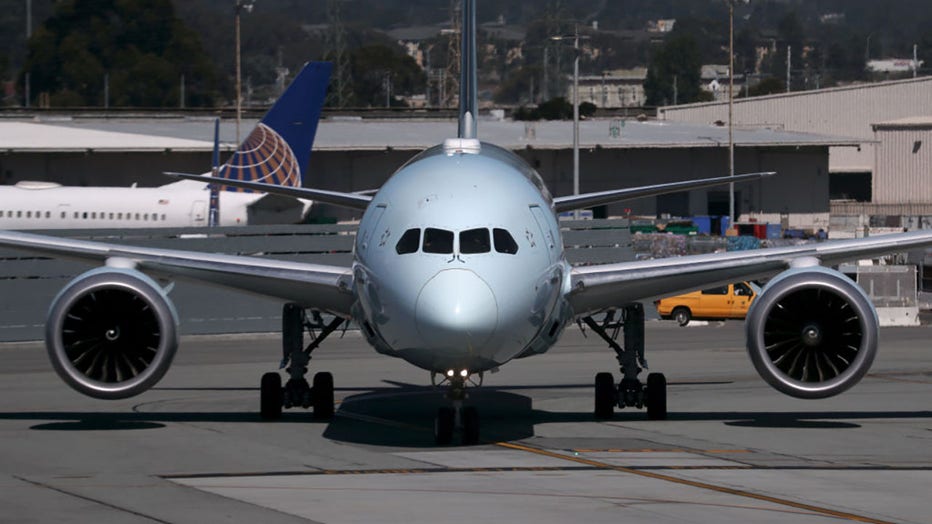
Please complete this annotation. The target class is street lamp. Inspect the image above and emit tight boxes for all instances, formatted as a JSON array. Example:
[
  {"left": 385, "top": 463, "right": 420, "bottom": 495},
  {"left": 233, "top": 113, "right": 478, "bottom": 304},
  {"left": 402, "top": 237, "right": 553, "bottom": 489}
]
[
  {"left": 551, "top": 28, "right": 590, "bottom": 220},
  {"left": 728, "top": 0, "right": 735, "bottom": 229},
  {"left": 726, "top": 0, "right": 747, "bottom": 231},
  {"left": 235, "top": 1, "right": 255, "bottom": 144}
]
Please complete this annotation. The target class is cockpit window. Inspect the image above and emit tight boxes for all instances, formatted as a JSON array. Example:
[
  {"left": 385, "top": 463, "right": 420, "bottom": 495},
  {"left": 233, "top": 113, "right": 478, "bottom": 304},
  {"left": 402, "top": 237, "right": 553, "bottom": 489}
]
[
  {"left": 493, "top": 228, "right": 519, "bottom": 254},
  {"left": 423, "top": 228, "right": 454, "bottom": 254},
  {"left": 396, "top": 228, "right": 420, "bottom": 254},
  {"left": 460, "top": 228, "right": 491, "bottom": 254}
]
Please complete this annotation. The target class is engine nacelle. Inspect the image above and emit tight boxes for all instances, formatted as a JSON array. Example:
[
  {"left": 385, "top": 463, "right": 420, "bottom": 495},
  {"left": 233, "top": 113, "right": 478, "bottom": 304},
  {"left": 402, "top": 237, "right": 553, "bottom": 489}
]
[
  {"left": 746, "top": 266, "right": 878, "bottom": 399},
  {"left": 45, "top": 267, "right": 179, "bottom": 399}
]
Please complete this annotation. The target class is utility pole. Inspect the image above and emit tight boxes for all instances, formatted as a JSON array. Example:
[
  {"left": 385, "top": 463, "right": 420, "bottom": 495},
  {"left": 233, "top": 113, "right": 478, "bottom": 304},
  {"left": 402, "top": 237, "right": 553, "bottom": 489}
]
[
  {"left": 234, "top": 1, "right": 254, "bottom": 144},
  {"left": 325, "top": 0, "right": 352, "bottom": 107},
  {"left": 914, "top": 44, "right": 919, "bottom": 78},
  {"left": 25, "top": 0, "right": 32, "bottom": 107},
  {"left": 728, "top": 0, "right": 735, "bottom": 229},
  {"left": 551, "top": 28, "right": 589, "bottom": 219}
]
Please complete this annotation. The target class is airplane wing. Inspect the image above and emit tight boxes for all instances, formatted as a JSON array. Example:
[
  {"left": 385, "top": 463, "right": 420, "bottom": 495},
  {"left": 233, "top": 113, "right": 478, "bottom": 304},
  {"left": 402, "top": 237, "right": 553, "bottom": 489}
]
[
  {"left": 553, "top": 172, "right": 774, "bottom": 213},
  {"left": 164, "top": 172, "right": 372, "bottom": 211},
  {"left": 567, "top": 230, "right": 932, "bottom": 316},
  {"left": 0, "top": 230, "right": 355, "bottom": 316}
]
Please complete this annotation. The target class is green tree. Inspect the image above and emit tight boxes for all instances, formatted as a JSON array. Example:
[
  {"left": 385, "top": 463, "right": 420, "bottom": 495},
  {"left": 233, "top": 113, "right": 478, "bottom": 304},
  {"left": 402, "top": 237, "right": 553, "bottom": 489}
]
[
  {"left": 644, "top": 34, "right": 703, "bottom": 106},
  {"left": 21, "top": 0, "right": 217, "bottom": 107},
  {"left": 350, "top": 44, "right": 425, "bottom": 107}
]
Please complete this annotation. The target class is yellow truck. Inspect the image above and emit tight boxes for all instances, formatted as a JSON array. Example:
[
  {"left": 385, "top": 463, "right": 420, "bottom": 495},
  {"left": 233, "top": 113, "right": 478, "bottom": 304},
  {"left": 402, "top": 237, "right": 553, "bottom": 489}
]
[{"left": 655, "top": 282, "right": 761, "bottom": 326}]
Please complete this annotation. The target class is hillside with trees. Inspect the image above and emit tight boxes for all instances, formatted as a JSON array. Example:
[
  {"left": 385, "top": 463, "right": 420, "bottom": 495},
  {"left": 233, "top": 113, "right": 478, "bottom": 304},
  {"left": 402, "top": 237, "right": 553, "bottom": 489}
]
[{"left": 3, "top": 0, "right": 931, "bottom": 108}]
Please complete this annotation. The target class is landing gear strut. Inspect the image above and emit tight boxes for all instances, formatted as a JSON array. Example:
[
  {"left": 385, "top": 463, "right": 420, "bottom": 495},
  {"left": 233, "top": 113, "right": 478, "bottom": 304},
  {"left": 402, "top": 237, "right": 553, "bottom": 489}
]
[
  {"left": 260, "top": 303, "right": 343, "bottom": 420},
  {"left": 583, "top": 303, "right": 667, "bottom": 420},
  {"left": 433, "top": 373, "right": 480, "bottom": 446}
]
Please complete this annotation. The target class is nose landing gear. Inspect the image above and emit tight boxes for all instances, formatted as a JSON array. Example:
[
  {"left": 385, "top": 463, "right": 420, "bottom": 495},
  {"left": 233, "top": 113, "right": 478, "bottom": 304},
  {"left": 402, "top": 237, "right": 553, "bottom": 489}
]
[
  {"left": 584, "top": 303, "right": 667, "bottom": 421},
  {"left": 433, "top": 371, "right": 481, "bottom": 446}
]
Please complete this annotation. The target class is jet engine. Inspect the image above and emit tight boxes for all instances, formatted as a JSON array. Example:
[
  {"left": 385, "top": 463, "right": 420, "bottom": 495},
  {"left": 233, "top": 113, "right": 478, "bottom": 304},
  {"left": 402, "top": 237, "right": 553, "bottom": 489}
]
[
  {"left": 45, "top": 267, "right": 179, "bottom": 399},
  {"left": 745, "top": 266, "right": 878, "bottom": 399}
]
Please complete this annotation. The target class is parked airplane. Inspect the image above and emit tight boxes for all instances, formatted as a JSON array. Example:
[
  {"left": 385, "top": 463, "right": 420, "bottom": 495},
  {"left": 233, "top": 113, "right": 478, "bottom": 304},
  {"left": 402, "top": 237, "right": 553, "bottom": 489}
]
[
  {"left": 0, "top": 62, "right": 331, "bottom": 230},
  {"left": 3, "top": 2, "right": 932, "bottom": 446}
]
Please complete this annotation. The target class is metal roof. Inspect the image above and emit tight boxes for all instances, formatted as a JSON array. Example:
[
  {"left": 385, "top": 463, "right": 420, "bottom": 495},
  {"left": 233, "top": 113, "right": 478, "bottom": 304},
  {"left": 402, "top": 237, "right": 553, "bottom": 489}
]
[
  {"left": 0, "top": 120, "right": 227, "bottom": 153},
  {"left": 0, "top": 116, "right": 859, "bottom": 154}
]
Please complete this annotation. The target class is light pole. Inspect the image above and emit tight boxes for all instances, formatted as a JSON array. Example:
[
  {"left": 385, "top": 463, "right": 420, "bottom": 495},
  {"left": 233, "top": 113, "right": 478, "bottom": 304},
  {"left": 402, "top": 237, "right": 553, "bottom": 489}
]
[
  {"left": 235, "top": 1, "right": 254, "bottom": 144},
  {"left": 725, "top": 0, "right": 747, "bottom": 230},
  {"left": 728, "top": 0, "right": 735, "bottom": 229},
  {"left": 551, "top": 28, "right": 589, "bottom": 219}
]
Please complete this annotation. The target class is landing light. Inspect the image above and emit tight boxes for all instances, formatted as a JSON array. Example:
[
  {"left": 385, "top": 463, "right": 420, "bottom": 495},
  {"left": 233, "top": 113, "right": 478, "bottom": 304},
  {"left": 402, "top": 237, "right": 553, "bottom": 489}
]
[
  {"left": 459, "top": 369, "right": 469, "bottom": 378},
  {"left": 446, "top": 369, "right": 455, "bottom": 377}
]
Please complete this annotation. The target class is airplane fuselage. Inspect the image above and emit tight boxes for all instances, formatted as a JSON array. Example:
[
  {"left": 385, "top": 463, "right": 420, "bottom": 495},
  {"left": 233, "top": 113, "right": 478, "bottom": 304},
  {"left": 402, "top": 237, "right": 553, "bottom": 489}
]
[
  {"left": 351, "top": 141, "right": 572, "bottom": 374},
  {"left": 0, "top": 180, "right": 305, "bottom": 229}
]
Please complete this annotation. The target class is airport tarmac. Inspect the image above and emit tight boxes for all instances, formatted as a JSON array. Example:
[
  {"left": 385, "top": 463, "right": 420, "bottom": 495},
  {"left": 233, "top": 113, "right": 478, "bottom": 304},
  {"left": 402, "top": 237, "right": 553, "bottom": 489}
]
[{"left": 1, "top": 321, "right": 930, "bottom": 523}]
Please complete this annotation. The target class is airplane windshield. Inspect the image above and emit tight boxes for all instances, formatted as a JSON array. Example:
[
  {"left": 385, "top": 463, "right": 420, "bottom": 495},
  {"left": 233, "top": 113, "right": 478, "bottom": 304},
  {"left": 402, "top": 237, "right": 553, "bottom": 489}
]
[
  {"left": 493, "top": 228, "right": 519, "bottom": 254},
  {"left": 423, "top": 228, "right": 454, "bottom": 254},
  {"left": 394, "top": 227, "right": 517, "bottom": 256},
  {"left": 396, "top": 228, "right": 421, "bottom": 254},
  {"left": 460, "top": 228, "right": 491, "bottom": 254}
]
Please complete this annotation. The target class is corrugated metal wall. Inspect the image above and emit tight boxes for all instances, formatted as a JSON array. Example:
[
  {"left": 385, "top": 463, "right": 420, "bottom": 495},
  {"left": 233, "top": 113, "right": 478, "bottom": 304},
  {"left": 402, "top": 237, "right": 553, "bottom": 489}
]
[
  {"left": 659, "top": 77, "right": 932, "bottom": 173},
  {"left": 874, "top": 125, "right": 932, "bottom": 204}
]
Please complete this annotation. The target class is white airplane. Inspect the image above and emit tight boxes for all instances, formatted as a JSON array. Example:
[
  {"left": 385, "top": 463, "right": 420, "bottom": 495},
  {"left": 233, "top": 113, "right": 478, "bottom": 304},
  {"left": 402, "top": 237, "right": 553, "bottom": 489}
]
[
  {"left": 0, "top": 62, "right": 332, "bottom": 230},
  {"left": 3, "top": 1, "right": 932, "bottom": 446}
]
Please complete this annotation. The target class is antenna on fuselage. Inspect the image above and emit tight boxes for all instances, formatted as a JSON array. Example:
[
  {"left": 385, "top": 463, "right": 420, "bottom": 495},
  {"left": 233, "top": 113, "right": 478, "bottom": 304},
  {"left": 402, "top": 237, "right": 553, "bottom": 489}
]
[{"left": 457, "top": 0, "right": 477, "bottom": 139}]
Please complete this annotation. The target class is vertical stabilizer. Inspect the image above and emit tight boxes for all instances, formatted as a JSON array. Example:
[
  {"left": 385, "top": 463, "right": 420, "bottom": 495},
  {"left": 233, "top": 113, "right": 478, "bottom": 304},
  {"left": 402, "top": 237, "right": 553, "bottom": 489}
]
[
  {"left": 458, "top": 0, "right": 477, "bottom": 139},
  {"left": 220, "top": 61, "right": 332, "bottom": 192}
]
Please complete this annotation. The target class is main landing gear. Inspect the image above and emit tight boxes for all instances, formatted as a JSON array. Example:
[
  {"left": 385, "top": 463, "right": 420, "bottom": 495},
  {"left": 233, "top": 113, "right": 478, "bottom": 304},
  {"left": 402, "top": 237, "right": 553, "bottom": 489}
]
[
  {"left": 583, "top": 303, "right": 667, "bottom": 421},
  {"left": 432, "top": 371, "right": 481, "bottom": 446},
  {"left": 260, "top": 303, "right": 344, "bottom": 421}
]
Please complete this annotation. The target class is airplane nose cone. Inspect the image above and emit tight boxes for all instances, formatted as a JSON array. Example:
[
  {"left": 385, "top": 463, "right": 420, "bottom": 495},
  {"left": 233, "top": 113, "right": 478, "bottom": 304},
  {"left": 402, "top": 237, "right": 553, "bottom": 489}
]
[{"left": 416, "top": 269, "right": 498, "bottom": 352}]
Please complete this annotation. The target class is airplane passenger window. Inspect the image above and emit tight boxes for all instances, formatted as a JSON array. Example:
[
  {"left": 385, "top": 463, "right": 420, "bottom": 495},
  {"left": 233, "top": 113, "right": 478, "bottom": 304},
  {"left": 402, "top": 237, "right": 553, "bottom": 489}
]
[
  {"left": 45, "top": 211, "right": 51, "bottom": 218},
  {"left": 423, "top": 228, "right": 454, "bottom": 254},
  {"left": 460, "top": 228, "right": 491, "bottom": 254},
  {"left": 493, "top": 228, "right": 519, "bottom": 254},
  {"left": 396, "top": 228, "right": 421, "bottom": 254}
]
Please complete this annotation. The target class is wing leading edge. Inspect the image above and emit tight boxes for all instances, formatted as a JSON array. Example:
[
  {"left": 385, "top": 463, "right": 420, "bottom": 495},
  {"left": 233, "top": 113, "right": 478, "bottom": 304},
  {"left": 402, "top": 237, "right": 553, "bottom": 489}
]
[
  {"left": 0, "top": 230, "right": 354, "bottom": 316},
  {"left": 163, "top": 172, "right": 373, "bottom": 211},
  {"left": 553, "top": 172, "right": 774, "bottom": 214},
  {"left": 568, "top": 229, "right": 932, "bottom": 316}
]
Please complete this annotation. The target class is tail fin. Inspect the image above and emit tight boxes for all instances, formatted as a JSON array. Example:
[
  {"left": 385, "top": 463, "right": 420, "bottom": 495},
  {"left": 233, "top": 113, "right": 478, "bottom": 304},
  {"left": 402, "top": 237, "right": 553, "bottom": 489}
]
[
  {"left": 458, "top": 0, "right": 477, "bottom": 139},
  {"left": 219, "top": 61, "right": 332, "bottom": 192}
]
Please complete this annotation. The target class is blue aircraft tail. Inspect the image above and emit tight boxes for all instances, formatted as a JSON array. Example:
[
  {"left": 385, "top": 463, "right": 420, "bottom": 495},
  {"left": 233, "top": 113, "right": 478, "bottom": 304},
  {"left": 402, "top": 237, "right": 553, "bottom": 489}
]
[{"left": 219, "top": 61, "right": 332, "bottom": 192}]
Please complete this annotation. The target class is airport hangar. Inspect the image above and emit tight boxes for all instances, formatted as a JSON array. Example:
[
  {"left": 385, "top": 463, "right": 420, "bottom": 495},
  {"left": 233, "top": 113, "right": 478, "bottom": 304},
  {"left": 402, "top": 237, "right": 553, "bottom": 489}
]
[
  {"left": 0, "top": 116, "right": 860, "bottom": 229},
  {"left": 659, "top": 76, "right": 932, "bottom": 228}
]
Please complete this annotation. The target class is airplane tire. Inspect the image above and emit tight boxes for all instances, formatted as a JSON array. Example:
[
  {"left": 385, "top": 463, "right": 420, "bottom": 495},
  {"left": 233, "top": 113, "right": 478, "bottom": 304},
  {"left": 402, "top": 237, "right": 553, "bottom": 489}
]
[
  {"left": 673, "top": 307, "right": 691, "bottom": 326},
  {"left": 435, "top": 407, "right": 455, "bottom": 445},
  {"left": 646, "top": 372, "right": 667, "bottom": 420},
  {"left": 461, "top": 406, "right": 480, "bottom": 445},
  {"left": 260, "top": 372, "right": 283, "bottom": 420},
  {"left": 312, "top": 371, "right": 334, "bottom": 420},
  {"left": 595, "top": 372, "right": 616, "bottom": 419}
]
